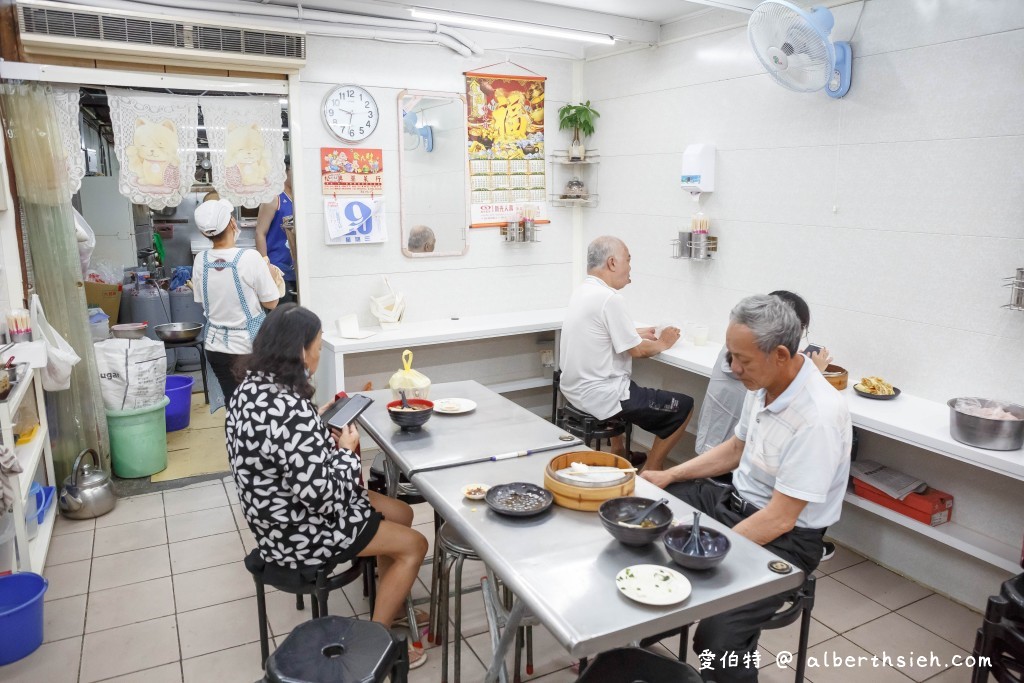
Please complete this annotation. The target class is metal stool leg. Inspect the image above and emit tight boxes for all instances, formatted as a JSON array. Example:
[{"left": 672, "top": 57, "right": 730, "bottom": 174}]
[
  {"left": 526, "top": 625, "right": 534, "bottom": 675},
  {"left": 429, "top": 526, "right": 444, "bottom": 644},
  {"left": 295, "top": 594, "right": 304, "bottom": 611},
  {"left": 453, "top": 552, "right": 468, "bottom": 683},
  {"left": 513, "top": 626, "right": 523, "bottom": 683},
  {"left": 440, "top": 551, "right": 454, "bottom": 683},
  {"left": 253, "top": 576, "right": 270, "bottom": 667},
  {"left": 310, "top": 591, "right": 320, "bottom": 619}
]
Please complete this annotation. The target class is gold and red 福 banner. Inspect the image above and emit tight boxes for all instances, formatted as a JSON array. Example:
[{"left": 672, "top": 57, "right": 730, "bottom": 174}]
[
  {"left": 465, "top": 72, "right": 547, "bottom": 226},
  {"left": 320, "top": 147, "right": 384, "bottom": 196}
]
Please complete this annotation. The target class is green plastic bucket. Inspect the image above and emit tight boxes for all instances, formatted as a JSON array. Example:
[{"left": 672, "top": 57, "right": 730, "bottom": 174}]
[{"left": 106, "top": 396, "right": 171, "bottom": 478}]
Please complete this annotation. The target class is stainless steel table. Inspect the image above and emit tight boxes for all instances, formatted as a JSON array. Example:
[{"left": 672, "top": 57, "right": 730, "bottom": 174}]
[
  {"left": 415, "top": 456, "right": 805, "bottom": 680},
  {"left": 357, "top": 380, "right": 804, "bottom": 682},
  {"left": 357, "top": 380, "right": 576, "bottom": 494}
]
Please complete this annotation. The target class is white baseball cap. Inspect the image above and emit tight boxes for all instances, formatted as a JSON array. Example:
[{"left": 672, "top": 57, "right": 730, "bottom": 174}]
[{"left": 194, "top": 199, "right": 235, "bottom": 237}]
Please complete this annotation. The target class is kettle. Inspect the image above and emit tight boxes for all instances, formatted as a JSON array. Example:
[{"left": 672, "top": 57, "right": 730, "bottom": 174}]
[{"left": 58, "top": 449, "right": 116, "bottom": 520}]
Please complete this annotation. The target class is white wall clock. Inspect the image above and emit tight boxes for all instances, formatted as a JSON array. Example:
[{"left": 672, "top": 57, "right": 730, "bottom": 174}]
[{"left": 322, "top": 85, "right": 379, "bottom": 143}]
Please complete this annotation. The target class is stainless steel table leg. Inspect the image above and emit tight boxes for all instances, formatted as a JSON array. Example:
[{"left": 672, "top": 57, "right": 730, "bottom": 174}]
[
  {"left": 453, "top": 552, "right": 467, "bottom": 682},
  {"left": 440, "top": 552, "right": 454, "bottom": 683},
  {"left": 486, "top": 597, "right": 524, "bottom": 683}
]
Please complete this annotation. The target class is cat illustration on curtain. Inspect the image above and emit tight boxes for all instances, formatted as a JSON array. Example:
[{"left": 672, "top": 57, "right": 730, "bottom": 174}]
[
  {"left": 125, "top": 118, "right": 181, "bottom": 192},
  {"left": 224, "top": 122, "right": 270, "bottom": 193}
]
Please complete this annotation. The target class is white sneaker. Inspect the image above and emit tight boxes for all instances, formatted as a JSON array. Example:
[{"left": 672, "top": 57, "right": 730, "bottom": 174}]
[{"left": 822, "top": 541, "right": 836, "bottom": 561}]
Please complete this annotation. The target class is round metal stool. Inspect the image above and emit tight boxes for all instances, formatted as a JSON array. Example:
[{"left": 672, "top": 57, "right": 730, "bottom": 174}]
[{"left": 431, "top": 522, "right": 482, "bottom": 683}]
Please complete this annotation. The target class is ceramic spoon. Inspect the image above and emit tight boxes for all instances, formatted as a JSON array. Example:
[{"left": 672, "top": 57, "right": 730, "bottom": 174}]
[{"left": 681, "top": 511, "right": 708, "bottom": 556}]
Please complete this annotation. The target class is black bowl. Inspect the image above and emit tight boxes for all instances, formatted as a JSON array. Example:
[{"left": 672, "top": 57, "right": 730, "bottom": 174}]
[
  {"left": 663, "top": 524, "right": 731, "bottom": 570},
  {"left": 386, "top": 399, "right": 433, "bottom": 431},
  {"left": 598, "top": 497, "right": 673, "bottom": 547}
]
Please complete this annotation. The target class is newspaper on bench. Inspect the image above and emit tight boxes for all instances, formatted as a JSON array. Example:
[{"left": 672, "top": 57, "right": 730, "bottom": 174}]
[{"left": 850, "top": 460, "right": 927, "bottom": 501}]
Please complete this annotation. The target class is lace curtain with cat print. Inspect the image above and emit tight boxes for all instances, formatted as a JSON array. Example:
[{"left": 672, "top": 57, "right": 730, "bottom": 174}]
[
  {"left": 201, "top": 97, "right": 286, "bottom": 209},
  {"left": 108, "top": 89, "right": 198, "bottom": 209}
]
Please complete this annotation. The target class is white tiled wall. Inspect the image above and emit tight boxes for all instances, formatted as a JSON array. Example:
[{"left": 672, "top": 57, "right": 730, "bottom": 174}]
[
  {"left": 582, "top": 0, "right": 1024, "bottom": 405},
  {"left": 295, "top": 37, "right": 577, "bottom": 329}
]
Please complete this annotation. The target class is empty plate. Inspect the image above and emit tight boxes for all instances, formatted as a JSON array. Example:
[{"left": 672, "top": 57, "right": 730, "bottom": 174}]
[
  {"left": 434, "top": 398, "right": 477, "bottom": 414},
  {"left": 485, "top": 482, "right": 553, "bottom": 517},
  {"left": 615, "top": 564, "right": 692, "bottom": 606}
]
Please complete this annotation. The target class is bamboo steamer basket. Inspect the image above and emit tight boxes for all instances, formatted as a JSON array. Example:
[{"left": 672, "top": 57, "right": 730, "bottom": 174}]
[
  {"left": 822, "top": 363, "right": 849, "bottom": 391},
  {"left": 544, "top": 451, "right": 635, "bottom": 511}
]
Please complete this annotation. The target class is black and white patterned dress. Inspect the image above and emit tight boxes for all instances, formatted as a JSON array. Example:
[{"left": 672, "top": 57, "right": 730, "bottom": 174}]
[{"left": 226, "top": 371, "right": 373, "bottom": 568}]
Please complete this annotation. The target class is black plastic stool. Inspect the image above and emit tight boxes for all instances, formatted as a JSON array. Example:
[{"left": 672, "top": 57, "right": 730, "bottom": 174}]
[
  {"left": 551, "top": 371, "right": 633, "bottom": 452},
  {"left": 972, "top": 572, "right": 1024, "bottom": 682},
  {"left": 262, "top": 615, "right": 408, "bottom": 683},
  {"left": 367, "top": 452, "right": 427, "bottom": 505},
  {"left": 244, "top": 549, "right": 377, "bottom": 667},
  {"left": 576, "top": 647, "right": 702, "bottom": 682}
]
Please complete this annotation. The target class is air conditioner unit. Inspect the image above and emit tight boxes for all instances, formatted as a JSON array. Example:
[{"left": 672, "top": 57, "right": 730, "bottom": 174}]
[{"left": 15, "top": 0, "right": 306, "bottom": 73}]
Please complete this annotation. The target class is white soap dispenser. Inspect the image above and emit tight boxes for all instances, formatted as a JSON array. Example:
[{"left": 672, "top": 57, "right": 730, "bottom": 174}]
[{"left": 680, "top": 144, "right": 716, "bottom": 200}]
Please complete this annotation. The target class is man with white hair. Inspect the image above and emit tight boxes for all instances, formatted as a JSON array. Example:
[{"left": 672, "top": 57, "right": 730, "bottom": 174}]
[
  {"left": 407, "top": 225, "right": 436, "bottom": 253},
  {"left": 643, "top": 294, "right": 852, "bottom": 682},
  {"left": 558, "top": 236, "right": 694, "bottom": 471}
]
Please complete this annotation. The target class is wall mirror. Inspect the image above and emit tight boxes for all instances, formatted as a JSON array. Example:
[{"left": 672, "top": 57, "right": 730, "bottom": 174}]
[{"left": 398, "top": 89, "right": 470, "bottom": 257}]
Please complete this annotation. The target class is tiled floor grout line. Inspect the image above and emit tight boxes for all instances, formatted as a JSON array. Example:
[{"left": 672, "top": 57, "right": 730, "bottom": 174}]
[{"left": 161, "top": 502, "right": 186, "bottom": 683}]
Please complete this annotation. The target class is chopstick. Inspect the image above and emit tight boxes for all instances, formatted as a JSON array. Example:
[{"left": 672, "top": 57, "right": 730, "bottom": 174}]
[{"left": 408, "top": 439, "right": 583, "bottom": 476}]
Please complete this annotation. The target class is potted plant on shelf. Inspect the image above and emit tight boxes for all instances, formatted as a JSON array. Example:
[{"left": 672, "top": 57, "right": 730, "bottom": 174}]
[{"left": 558, "top": 101, "right": 599, "bottom": 161}]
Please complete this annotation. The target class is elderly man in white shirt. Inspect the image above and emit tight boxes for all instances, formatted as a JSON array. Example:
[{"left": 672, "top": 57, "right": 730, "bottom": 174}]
[
  {"left": 643, "top": 294, "right": 852, "bottom": 682},
  {"left": 559, "top": 236, "right": 694, "bottom": 471}
]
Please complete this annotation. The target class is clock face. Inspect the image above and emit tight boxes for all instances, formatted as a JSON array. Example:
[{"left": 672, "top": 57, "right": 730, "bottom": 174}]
[{"left": 322, "top": 85, "right": 379, "bottom": 143}]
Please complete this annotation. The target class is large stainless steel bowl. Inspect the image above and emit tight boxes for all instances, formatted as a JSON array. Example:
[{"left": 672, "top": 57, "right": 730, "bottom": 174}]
[
  {"left": 154, "top": 322, "right": 203, "bottom": 343},
  {"left": 947, "top": 398, "right": 1024, "bottom": 451}
]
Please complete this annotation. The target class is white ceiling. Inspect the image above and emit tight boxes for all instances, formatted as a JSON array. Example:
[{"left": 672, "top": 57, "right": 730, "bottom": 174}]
[{"left": 517, "top": 0, "right": 710, "bottom": 24}]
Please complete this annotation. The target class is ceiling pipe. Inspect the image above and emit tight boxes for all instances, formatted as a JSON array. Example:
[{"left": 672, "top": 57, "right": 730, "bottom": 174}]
[{"left": 53, "top": 0, "right": 485, "bottom": 56}]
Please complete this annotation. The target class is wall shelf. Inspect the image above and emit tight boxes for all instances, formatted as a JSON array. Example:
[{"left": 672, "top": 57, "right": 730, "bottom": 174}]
[
  {"left": 487, "top": 377, "right": 551, "bottom": 394},
  {"left": 549, "top": 154, "right": 599, "bottom": 208},
  {"left": 0, "top": 368, "right": 56, "bottom": 573}
]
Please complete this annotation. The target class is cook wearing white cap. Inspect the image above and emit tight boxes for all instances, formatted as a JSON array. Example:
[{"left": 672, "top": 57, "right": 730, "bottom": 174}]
[{"left": 192, "top": 199, "right": 281, "bottom": 409}]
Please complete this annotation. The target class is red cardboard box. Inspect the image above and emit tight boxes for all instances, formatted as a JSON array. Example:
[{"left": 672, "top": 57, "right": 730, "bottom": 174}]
[{"left": 852, "top": 479, "right": 953, "bottom": 526}]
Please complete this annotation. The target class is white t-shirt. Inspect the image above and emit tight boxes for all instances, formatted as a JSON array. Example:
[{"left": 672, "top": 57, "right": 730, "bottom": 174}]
[
  {"left": 193, "top": 247, "right": 279, "bottom": 355},
  {"left": 733, "top": 356, "right": 852, "bottom": 529},
  {"left": 558, "top": 276, "right": 643, "bottom": 420}
]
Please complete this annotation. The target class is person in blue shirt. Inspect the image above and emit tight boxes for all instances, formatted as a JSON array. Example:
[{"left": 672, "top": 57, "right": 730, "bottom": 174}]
[{"left": 256, "top": 157, "right": 296, "bottom": 302}]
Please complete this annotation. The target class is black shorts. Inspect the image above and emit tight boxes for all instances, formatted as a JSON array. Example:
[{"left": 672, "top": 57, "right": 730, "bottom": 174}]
[
  {"left": 616, "top": 381, "right": 694, "bottom": 439},
  {"left": 330, "top": 510, "right": 383, "bottom": 565}
]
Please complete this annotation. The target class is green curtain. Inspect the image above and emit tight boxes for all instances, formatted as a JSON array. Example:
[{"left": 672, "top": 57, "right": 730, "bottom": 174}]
[{"left": 0, "top": 82, "right": 110, "bottom": 483}]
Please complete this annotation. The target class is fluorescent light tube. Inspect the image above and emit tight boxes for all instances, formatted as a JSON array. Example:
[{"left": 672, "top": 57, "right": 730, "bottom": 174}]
[{"left": 410, "top": 8, "right": 615, "bottom": 45}]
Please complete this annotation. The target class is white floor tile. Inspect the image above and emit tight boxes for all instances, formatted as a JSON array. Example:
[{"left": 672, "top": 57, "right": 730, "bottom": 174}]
[
  {"left": 181, "top": 642, "right": 265, "bottom": 683},
  {"left": 896, "top": 593, "right": 982, "bottom": 652},
  {"left": 0, "top": 635, "right": 82, "bottom": 683},
  {"left": 90, "top": 545, "right": 171, "bottom": 592},
  {"left": 844, "top": 613, "right": 970, "bottom": 682},
  {"left": 169, "top": 531, "right": 244, "bottom": 574},
  {"left": 758, "top": 616, "right": 837, "bottom": 656},
  {"left": 42, "top": 594, "right": 86, "bottom": 643},
  {"left": 173, "top": 561, "right": 255, "bottom": 613},
  {"left": 86, "top": 576, "right": 176, "bottom": 633},
  {"left": 45, "top": 529, "right": 93, "bottom": 566},
  {"left": 264, "top": 588, "right": 355, "bottom": 639},
  {"left": 93, "top": 517, "right": 167, "bottom": 557},
  {"left": 95, "top": 493, "right": 165, "bottom": 529},
  {"left": 163, "top": 485, "right": 229, "bottom": 516},
  {"left": 831, "top": 562, "right": 933, "bottom": 611},
  {"left": 165, "top": 506, "right": 237, "bottom": 543},
  {"left": 97, "top": 662, "right": 183, "bottom": 683},
  {"left": 79, "top": 615, "right": 179, "bottom": 683},
  {"left": 177, "top": 597, "right": 262, "bottom": 659},
  {"left": 53, "top": 513, "right": 95, "bottom": 536},
  {"left": 811, "top": 576, "right": 891, "bottom": 634},
  {"left": 43, "top": 559, "right": 91, "bottom": 601}
]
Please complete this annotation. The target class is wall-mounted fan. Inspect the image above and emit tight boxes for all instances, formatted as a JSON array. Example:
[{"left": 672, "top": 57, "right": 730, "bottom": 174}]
[
  {"left": 748, "top": 0, "right": 852, "bottom": 98},
  {"left": 402, "top": 109, "right": 434, "bottom": 152}
]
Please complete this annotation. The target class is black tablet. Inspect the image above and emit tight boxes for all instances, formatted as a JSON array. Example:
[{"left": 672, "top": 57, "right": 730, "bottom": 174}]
[{"left": 321, "top": 394, "right": 374, "bottom": 429}]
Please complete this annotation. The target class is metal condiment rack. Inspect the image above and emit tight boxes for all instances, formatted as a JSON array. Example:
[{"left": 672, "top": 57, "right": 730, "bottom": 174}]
[
  {"left": 671, "top": 232, "right": 718, "bottom": 260},
  {"left": 1004, "top": 268, "right": 1024, "bottom": 311},
  {"left": 502, "top": 221, "right": 541, "bottom": 243}
]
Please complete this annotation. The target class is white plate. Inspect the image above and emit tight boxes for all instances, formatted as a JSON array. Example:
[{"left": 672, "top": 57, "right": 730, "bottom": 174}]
[
  {"left": 615, "top": 564, "right": 691, "bottom": 606},
  {"left": 434, "top": 398, "right": 477, "bottom": 414},
  {"left": 462, "top": 483, "right": 490, "bottom": 500}
]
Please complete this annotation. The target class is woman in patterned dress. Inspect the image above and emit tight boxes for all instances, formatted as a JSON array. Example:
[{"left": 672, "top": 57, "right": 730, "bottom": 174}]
[{"left": 226, "top": 303, "right": 428, "bottom": 667}]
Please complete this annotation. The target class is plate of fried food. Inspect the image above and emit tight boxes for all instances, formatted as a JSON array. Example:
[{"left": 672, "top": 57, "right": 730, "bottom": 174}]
[{"left": 854, "top": 376, "right": 901, "bottom": 400}]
